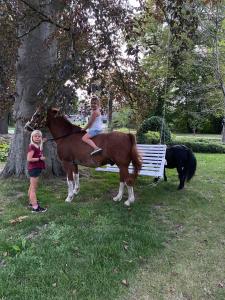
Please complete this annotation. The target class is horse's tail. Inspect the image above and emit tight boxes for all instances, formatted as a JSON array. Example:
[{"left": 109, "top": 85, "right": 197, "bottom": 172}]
[
  {"left": 128, "top": 133, "right": 142, "bottom": 183},
  {"left": 186, "top": 148, "right": 197, "bottom": 181}
]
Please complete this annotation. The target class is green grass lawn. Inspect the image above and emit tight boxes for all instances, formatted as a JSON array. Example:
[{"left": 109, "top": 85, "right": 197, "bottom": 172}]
[{"left": 0, "top": 154, "right": 225, "bottom": 299}]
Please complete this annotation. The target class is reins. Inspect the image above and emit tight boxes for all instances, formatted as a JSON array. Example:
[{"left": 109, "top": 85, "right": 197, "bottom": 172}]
[{"left": 45, "top": 130, "right": 83, "bottom": 142}]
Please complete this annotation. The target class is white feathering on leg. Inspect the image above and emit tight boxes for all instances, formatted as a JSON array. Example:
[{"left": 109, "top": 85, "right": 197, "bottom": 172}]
[
  {"left": 124, "top": 185, "right": 135, "bottom": 206},
  {"left": 113, "top": 182, "right": 125, "bottom": 202},
  {"left": 65, "top": 178, "right": 74, "bottom": 202},
  {"left": 73, "top": 173, "right": 80, "bottom": 195}
]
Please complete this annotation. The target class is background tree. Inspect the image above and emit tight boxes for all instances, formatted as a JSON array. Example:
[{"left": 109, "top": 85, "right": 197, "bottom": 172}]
[
  {"left": 0, "top": 1, "right": 18, "bottom": 133},
  {"left": 126, "top": 0, "right": 225, "bottom": 134},
  {"left": 1, "top": 0, "right": 141, "bottom": 177},
  {"left": 1, "top": 0, "right": 65, "bottom": 177}
]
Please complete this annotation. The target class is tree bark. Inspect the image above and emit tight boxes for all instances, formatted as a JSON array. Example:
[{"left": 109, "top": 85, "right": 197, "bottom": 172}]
[
  {"left": 1, "top": 0, "right": 63, "bottom": 177},
  {"left": 108, "top": 91, "right": 113, "bottom": 132},
  {"left": 0, "top": 112, "right": 8, "bottom": 134}
]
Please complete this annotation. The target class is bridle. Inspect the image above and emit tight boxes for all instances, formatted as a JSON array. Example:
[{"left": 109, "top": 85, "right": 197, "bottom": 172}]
[
  {"left": 25, "top": 109, "right": 84, "bottom": 142},
  {"left": 24, "top": 122, "right": 36, "bottom": 132}
]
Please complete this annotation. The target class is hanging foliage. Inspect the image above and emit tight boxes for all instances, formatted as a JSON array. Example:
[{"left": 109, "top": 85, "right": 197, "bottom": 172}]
[{"left": 0, "top": 0, "right": 144, "bottom": 115}]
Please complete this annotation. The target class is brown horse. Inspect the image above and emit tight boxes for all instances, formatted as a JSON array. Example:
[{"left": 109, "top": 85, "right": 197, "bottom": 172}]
[{"left": 25, "top": 108, "right": 142, "bottom": 206}]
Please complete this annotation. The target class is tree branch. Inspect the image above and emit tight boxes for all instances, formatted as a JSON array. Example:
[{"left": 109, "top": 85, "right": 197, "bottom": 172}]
[
  {"left": 18, "top": 19, "right": 46, "bottom": 38},
  {"left": 19, "top": 0, "right": 70, "bottom": 32}
]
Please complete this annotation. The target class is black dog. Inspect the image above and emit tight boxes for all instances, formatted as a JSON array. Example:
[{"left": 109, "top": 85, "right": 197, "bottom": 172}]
[{"left": 163, "top": 145, "right": 197, "bottom": 189}]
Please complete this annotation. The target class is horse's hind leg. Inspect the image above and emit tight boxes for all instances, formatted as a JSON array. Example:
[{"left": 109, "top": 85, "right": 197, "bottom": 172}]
[
  {"left": 62, "top": 161, "right": 75, "bottom": 202},
  {"left": 113, "top": 168, "right": 125, "bottom": 202},
  {"left": 113, "top": 182, "right": 125, "bottom": 202},
  {"left": 125, "top": 185, "right": 135, "bottom": 207},
  {"left": 119, "top": 165, "right": 135, "bottom": 206},
  {"left": 72, "top": 164, "right": 80, "bottom": 195}
]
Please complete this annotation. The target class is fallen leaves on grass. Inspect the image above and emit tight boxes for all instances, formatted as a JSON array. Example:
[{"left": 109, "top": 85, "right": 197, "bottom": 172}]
[
  {"left": 123, "top": 240, "right": 129, "bottom": 251},
  {"left": 9, "top": 215, "right": 29, "bottom": 224},
  {"left": 217, "top": 281, "right": 225, "bottom": 288},
  {"left": 121, "top": 279, "right": 129, "bottom": 287}
]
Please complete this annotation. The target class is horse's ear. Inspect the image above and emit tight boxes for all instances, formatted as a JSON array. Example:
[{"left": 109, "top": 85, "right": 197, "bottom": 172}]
[
  {"left": 51, "top": 107, "right": 60, "bottom": 112},
  {"left": 48, "top": 107, "right": 61, "bottom": 118}
]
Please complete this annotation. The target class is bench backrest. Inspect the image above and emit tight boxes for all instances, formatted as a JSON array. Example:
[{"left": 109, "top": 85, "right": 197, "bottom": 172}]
[{"left": 96, "top": 144, "right": 166, "bottom": 178}]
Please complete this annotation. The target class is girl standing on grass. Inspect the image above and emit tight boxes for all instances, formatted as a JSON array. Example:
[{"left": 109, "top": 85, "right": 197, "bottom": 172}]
[
  {"left": 81, "top": 96, "right": 103, "bottom": 155},
  {"left": 27, "top": 130, "right": 47, "bottom": 213}
]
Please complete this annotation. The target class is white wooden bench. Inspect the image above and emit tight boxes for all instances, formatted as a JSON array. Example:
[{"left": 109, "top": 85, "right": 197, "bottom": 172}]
[{"left": 96, "top": 144, "right": 167, "bottom": 178}]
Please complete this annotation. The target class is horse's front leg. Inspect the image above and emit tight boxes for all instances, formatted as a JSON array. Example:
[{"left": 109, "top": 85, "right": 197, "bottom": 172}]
[
  {"left": 164, "top": 167, "right": 167, "bottom": 181},
  {"left": 177, "top": 165, "right": 185, "bottom": 190},
  {"left": 73, "top": 164, "right": 80, "bottom": 195},
  {"left": 62, "top": 161, "right": 75, "bottom": 203}
]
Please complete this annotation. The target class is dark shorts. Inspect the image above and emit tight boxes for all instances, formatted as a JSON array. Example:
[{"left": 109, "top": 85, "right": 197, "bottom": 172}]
[{"left": 28, "top": 168, "right": 42, "bottom": 177}]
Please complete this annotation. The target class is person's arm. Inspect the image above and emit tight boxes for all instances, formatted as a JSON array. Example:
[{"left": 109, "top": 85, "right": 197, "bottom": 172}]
[
  {"left": 27, "top": 150, "right": 39, "bottom": 162},
  {"left": 83, "top": 111, "right": 98, "bottom": 130}
]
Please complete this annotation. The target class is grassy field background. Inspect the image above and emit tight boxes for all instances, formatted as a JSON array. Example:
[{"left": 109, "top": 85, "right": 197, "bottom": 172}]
[{"left": 0, "top": 153, "right": 225, "bottom": 299}]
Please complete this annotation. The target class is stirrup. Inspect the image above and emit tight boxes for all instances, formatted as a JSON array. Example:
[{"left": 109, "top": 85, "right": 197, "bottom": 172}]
[{"left": 91, "top": 148, "right": 102, "bottom": 155}]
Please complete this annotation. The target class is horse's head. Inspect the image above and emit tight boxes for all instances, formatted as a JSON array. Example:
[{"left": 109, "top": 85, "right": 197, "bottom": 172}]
[{"left": 24, "top": 106, "right": 60, "bottom": 131}]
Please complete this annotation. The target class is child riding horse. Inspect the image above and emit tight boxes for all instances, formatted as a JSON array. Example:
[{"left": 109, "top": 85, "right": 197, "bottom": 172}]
[{"left": 25, "top": 107, "right": 142, "bottom": 206}]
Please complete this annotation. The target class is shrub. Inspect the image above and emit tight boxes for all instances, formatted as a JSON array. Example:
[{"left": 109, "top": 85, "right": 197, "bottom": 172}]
[
  {"left": 168, "top": 139, "right": 225, "bottom": 153},
  {"left": 0, "top": 143, "right": 9, "bottom": 162},
  {"left": 144, "top": 131, "right": 160, "bottom": 144},
  {"left": 137, "top": 116, "right": 171, "bottom": 144}
]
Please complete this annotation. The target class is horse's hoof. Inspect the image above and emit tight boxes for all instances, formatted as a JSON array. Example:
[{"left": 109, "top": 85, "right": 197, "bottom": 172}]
[
  {"left": 73, "top": 189, "right": 79, "bottom": 195},
  {"left": 113, "top": 195, "right": 122, "bottom": 202},
  {"left": 128, "top": 197, "right": 135, "bottom": 204},
  {"left": 65, "top": 197, "right": 73, "bottom": 203},
  {"left": 124, "top": 200, "right": 130, "bottom": 207}
]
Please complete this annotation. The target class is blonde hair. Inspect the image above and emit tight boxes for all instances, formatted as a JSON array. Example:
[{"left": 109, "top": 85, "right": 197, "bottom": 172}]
[{"left": 30, "top": 130, "right": 43, "bottom": 150}]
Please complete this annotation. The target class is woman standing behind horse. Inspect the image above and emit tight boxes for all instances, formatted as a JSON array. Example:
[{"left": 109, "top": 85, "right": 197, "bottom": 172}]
[{"left": 82, "top": 97, "right": 103, "bottom": 155}]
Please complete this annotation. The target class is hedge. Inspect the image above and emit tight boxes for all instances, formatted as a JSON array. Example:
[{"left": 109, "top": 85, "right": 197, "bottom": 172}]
[{"left": 142, "top": 132, "right": 225, "bottom": 153}]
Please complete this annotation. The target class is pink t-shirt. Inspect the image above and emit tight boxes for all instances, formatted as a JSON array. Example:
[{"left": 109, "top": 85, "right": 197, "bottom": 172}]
[{"left": 27, "top": 144, "right": 45, "bottom": 170}]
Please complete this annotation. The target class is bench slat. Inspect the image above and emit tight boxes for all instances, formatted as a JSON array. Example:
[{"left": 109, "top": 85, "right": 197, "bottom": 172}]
[{"left": 95, "top": 144, "right": 166, "bottom": 178}]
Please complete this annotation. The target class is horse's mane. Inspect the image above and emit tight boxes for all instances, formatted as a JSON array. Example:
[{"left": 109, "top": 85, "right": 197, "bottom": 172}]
[
  {"left": 48, "top": 108, "right": 82, "bottom": 133},
  {"left": 61, "top": 114, "right": 82, "bottom": 133}
]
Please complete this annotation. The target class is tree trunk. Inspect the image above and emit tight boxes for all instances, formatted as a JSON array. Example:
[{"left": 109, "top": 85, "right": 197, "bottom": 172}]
[
  {"left": 108, "top": 91, "right": 113, "bottom": 132},
  {"left": 1, "top": 0, "right": 63, "bottom": 177},
  {"left": 0, "top": 112, "right": 8, "bottom": 134}
]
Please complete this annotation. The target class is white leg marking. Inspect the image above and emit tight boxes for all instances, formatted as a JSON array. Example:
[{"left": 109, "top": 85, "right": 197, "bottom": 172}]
[
  {"left": 65, "top": 178, "right": 74, "bottom": 203},
  {"left": 124, "top": 185, "right": 135, "bottom": 206},
  {"left": 73, "top": 173, "right": 80, "bottom": 195},
  {"left": 113, "top": 182, "right": 125, "bottom": 202}
]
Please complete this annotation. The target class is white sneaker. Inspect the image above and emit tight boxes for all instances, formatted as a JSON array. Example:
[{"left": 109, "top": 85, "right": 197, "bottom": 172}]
[{"left": 91, "top": 148, "right": 102, "bottom": 155}]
